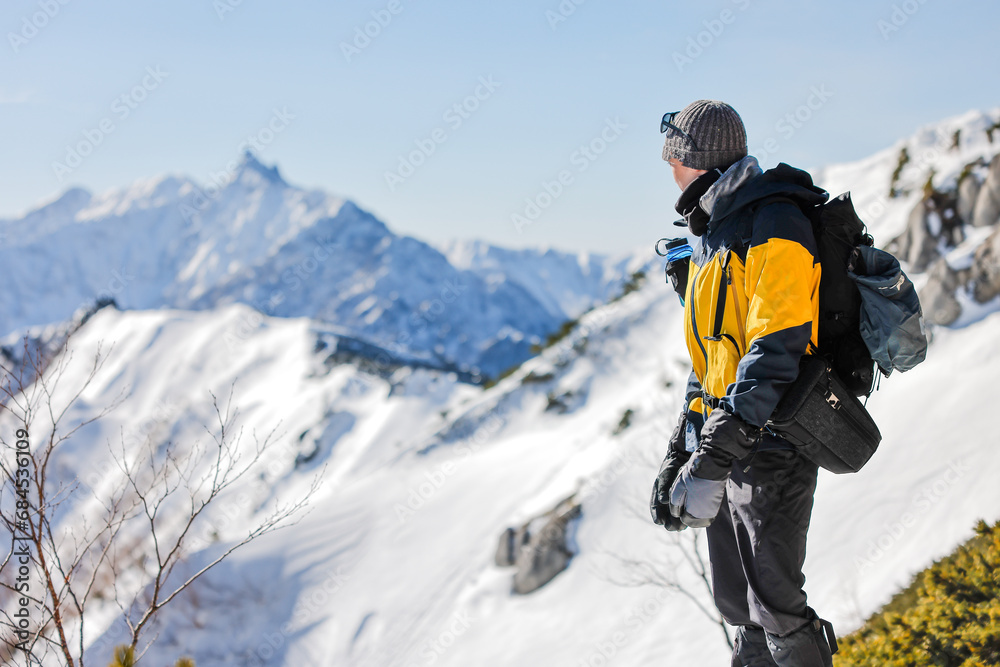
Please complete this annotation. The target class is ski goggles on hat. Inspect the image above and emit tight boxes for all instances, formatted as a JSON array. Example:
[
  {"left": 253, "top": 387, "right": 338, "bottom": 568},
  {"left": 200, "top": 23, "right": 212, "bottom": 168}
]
[{"left": 660, "top": 111, "right": 700, "bottom": 151}]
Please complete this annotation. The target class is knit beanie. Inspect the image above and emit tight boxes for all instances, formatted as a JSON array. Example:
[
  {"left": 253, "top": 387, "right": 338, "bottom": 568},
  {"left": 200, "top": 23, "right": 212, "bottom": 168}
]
[{"left": 661, "top": 100, "right": 747, "bottom": 171}]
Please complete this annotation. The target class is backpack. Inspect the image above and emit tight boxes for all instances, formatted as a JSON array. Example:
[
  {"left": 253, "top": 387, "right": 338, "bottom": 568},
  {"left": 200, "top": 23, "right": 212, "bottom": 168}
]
[{"left": 774, "top": 192, "right": 928, "bottom": 396}]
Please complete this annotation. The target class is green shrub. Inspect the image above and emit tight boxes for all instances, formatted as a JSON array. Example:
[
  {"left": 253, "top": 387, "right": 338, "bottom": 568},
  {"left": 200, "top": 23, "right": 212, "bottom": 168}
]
[
  {"left": 545, "top": 319, "right": 578, "bottom": 348},
  {"left": 482, "top": 362, "right": 521, "bottom": 389},
  {"left": 612, "top": 408, "right": 634, "bottom": 435},
  {"left": 109, "top": 646, "right": 135, "bottom": 667},
  {"left": 522, "top": 370, "right": 556, "bottom": 384},
  {"left": 921, "top": 169, "right": 936, "bottom": 200},
  {"left": 108, "top": 645, "right": 196, "bottom": 667},
  {"left": 956, "top": 160, "right": 978, "bottom": 187},
  {"left": 889, "top": 146, "right": 910, "bottom": 198},
  {"left": 616, "top": 270, "right": 647, "bottom": 300},
  {"left": 986, "top": 120, "right": 1000, "bottom": 144},
  {"left": 836, "top": 519, "right": 1000, "bottom": 666}
]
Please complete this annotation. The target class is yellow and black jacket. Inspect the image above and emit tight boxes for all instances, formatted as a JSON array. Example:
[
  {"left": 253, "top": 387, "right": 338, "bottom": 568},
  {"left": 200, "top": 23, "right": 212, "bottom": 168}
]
[{"left": 682, "top": 158, "right": 826, "bottom": 430}]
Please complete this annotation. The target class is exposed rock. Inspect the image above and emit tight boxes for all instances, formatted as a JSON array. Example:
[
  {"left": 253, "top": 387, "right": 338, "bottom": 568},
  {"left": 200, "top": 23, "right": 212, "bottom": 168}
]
[
  {"left": 970, "top": 226, "right": 1000, "bottom": 304},
  {"left": 495, "top": 495, "right": 582, "bottom": 595},
  {"left": 494, "top": 526, "right": 529, "bottom": 567},
  {"left": 919, "top": 219, "right": 1000, "bottom": 327},
  {"left": 957, "top": 174, "right": 982, "bottom": 225},
  {"left": 889, "top": 184, "right": 965, "bottom": 273},
  {"left": 889, "top": 200, "right": 941, "bottom": 273},
  {"left": 918, "top": 259, "right": 966, "bottom": 326},
  {"left": 972, "top": 154, "right": 1000, "bottom": 227},
  {"left": 901, "top": 153, "right": 1000, "bottom": 328}
]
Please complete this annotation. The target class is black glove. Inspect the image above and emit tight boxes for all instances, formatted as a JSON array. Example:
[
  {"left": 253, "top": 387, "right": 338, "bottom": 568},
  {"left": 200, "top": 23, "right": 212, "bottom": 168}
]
[
  {"left": 689, "top": 408, "right": 759, "bottom": 479},
  {"left": 650, "top": 413, "right": 691, "bottom": 531},
  {"left": 668, "top": 409, "right": 759, "bottom": 528}
]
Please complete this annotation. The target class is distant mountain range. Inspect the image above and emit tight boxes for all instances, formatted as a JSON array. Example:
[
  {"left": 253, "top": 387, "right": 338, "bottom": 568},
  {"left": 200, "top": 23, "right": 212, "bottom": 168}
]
[
  {"left": 0, "top": 153, "right": 632, "bottom": 378},
  {"left": 4, "top": 108, "right": 999, "bottom": 380}
]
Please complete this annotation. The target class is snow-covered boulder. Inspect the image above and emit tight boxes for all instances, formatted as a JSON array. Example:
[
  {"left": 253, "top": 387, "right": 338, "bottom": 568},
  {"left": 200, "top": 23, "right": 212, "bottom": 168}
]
[
  {"left": 919, "top": 259, "right": 964, "bottom": 326},
  {"left": 970, "top": 226, "right": 1000, "bottom": 304},
  {"left": 972, "top": 154, "right": 1000, "bottom": 228},
  {"left": 957, "top": 173, "right": 982, "bottom": 225},
  {"left": 496, "top": 494, "right": 582, "bottom": 595}
]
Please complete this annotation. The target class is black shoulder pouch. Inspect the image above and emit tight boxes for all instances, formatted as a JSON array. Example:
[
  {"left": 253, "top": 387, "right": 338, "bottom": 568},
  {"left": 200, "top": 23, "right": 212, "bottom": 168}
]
[{"left": 767, "top": 355, "right": 882, "bottom": 474}]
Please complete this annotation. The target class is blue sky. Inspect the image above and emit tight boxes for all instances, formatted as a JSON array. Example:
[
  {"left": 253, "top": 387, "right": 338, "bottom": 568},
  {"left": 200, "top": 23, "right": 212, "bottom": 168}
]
[{"left": 1, "top": 0, "right": 997, "bottom": 253}]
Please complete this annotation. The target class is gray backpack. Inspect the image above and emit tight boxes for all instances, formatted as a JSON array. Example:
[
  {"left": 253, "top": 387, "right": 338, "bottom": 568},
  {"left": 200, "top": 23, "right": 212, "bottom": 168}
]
[{"left": 849, "top": 244, "right": 927, "bottom": 376}]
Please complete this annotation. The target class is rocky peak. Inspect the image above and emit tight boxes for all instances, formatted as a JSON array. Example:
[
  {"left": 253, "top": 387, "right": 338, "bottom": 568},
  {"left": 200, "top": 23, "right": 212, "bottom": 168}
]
[
  {"left": 910, "top": 153, "right": 1000, "bottom": 326},
  {"left": 232, "top": 150, "right": 285, "bottom": 188}
]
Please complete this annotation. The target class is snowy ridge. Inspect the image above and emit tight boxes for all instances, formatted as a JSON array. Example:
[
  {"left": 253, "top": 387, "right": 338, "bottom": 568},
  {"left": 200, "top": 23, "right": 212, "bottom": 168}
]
[
  {"left": 812, "top": 107, "right": 1000, "bottom": 243},
  {"left": 437, "top": 238, "right": 636, "bottom": 320},
  {"left": 0, "top": 154, "right": 621, "bottom": 378},
  {"left": 10, "top": 262, "right": 1000, "bottom": 666}
]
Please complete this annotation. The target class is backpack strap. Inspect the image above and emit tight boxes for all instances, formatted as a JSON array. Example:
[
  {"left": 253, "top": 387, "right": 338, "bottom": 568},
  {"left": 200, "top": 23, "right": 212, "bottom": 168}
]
[
  {"left": 694, "top": 390, "right": 724, "bottom": 411},
  {"left": 725, "top": 208, "right": 757, "bottom": 264},
  {"left": 727, "top": 193, "right": 806, "bottom": 263}
]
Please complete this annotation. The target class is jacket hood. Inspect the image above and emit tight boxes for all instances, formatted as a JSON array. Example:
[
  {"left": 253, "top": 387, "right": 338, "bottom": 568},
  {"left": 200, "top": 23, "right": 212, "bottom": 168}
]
[{"left": 707, "top": 160, "right": 829, "bottom": 222}]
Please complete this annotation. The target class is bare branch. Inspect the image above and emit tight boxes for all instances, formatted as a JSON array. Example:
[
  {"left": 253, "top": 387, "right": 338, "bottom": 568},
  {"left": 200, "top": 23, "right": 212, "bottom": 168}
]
[{"left": 1, "top": 334, "right": 318, "bottom": 665}]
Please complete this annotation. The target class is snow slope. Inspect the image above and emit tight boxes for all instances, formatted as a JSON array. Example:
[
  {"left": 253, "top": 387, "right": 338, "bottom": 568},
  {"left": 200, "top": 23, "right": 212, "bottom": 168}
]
[
  {"left": 8, "top": 265, "right": 999, "bottom": 666},
  {"left": 4, "top": 108, "right": 1000, "bottom": 666}
]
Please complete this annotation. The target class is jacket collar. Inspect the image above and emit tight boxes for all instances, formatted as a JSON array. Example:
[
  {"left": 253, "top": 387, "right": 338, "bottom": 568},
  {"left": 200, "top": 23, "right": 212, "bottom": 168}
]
[
  {"left": 699, "top": 155, "right": 763, "bottom": 221},
  {"left": 675, "top": 169, "right": 723, "bottom": 236}
]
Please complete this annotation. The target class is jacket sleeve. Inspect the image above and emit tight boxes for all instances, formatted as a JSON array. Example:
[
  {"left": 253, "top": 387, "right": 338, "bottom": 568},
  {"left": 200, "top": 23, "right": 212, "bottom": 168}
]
[{"left": 720, "top": 202, "right": 820, "bottom": 427}]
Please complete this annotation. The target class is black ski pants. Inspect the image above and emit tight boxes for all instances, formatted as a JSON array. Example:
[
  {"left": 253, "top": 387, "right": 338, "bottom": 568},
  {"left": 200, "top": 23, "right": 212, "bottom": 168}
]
[{"left": 706, "top": 448, "right": 834, "bottom": 667}]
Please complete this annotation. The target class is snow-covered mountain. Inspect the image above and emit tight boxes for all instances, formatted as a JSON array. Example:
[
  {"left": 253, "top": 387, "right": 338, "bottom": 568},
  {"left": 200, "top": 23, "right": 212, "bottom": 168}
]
[
  {"left": 0, "top": 154, "right": 628, "bottom": 379},
  {"left": 3, "top": 108, "right": 1000, "bottom": 666},
  {"left": 812, "top": 108, "right": 1000, "bottom": 242},
  {"left": 437, "top": 239, "right": 632, "bottom": 321}
]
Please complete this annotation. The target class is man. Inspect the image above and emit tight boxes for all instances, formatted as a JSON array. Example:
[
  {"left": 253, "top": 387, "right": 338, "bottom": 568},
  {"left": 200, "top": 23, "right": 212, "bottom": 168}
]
[{"left": 649, "top": 100, "right": 838, "bottom": 667}]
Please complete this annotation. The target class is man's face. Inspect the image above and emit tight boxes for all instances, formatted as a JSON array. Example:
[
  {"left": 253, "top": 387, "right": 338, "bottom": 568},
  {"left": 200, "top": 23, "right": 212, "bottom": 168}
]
[{"left": 668, "top": 158, "right": 707, "bottom": 192}]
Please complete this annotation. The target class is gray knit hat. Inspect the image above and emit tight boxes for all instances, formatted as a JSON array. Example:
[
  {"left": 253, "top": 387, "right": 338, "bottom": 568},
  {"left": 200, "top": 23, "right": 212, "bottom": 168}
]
[{"left": 661, "top": 100, "right": 747, "bottom": 170}]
